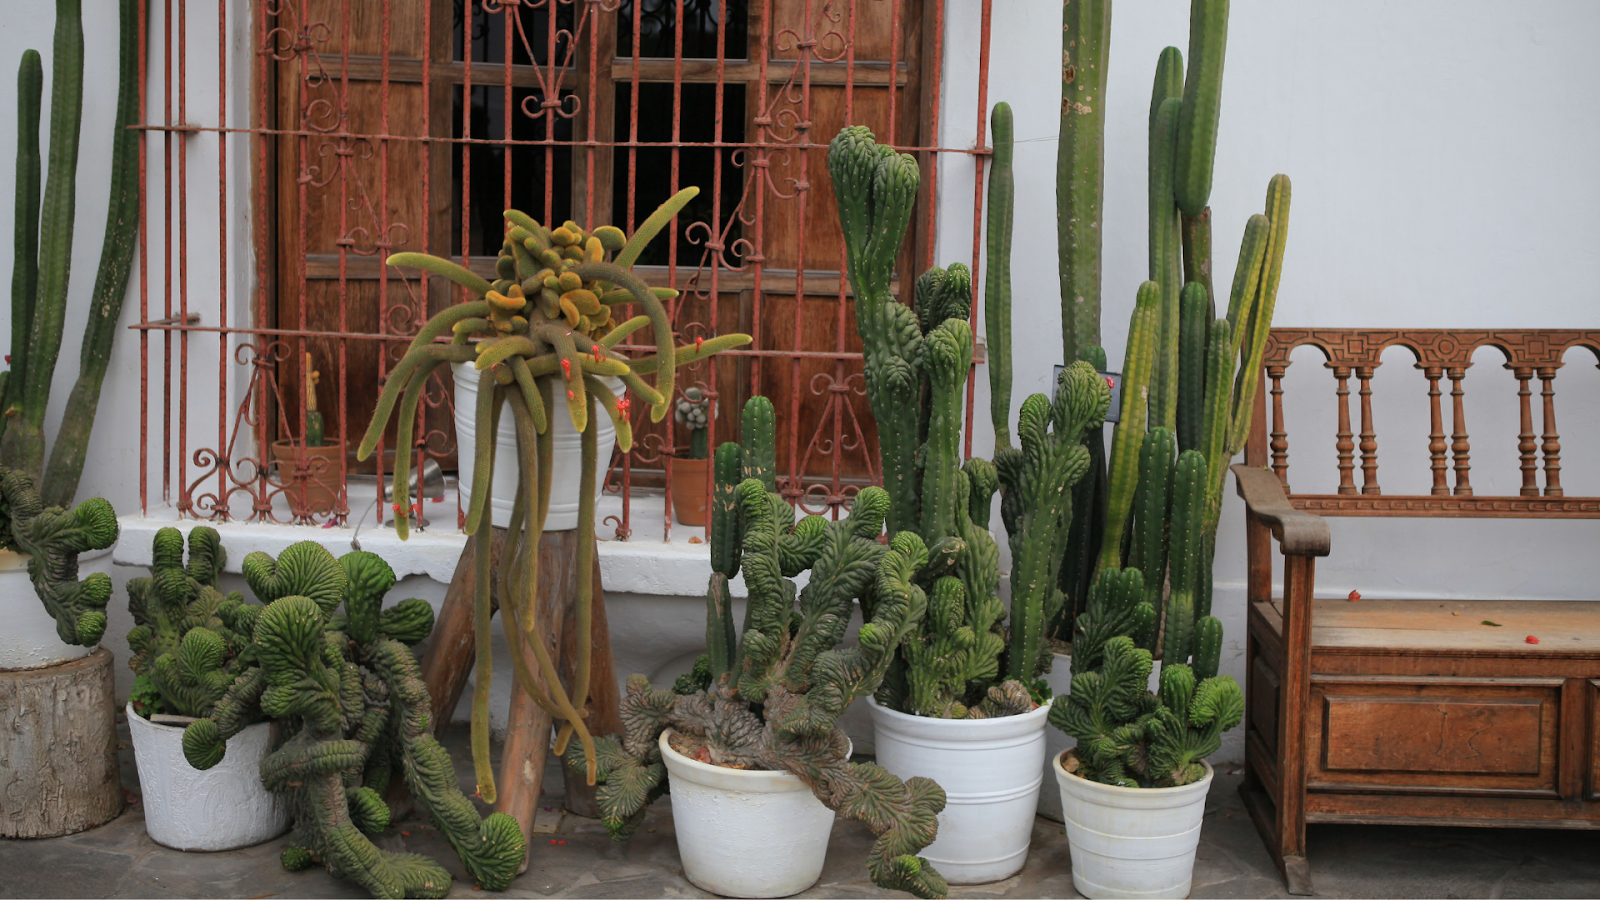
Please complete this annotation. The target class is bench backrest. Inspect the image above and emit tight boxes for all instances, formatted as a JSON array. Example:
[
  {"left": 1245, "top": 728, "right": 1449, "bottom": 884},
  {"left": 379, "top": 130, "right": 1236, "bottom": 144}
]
[{"left": 1244, "top": 328, "right": 1600, "bottom": 518}]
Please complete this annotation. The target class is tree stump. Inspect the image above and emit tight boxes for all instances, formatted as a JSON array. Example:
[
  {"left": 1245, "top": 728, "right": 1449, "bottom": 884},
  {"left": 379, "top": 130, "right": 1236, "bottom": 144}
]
[{"left": 0, "top": 647, "right": 124, "bottom": 837}]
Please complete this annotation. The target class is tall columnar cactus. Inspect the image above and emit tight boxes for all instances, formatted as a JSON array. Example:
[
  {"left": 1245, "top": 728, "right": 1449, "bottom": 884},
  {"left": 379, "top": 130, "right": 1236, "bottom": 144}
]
[
  {"left": 1057, "top": 0, "right": 1112, "bottom": 363},
  {"left": 182, "top": 547, "right": 524, "bottom": 898},
  {"left": 364, "top": 189, "right": 750, "bottom": 801},
  {"left": 985, "top": 102, "right": 1014, "bottom": 449},
  {"left": 0, "top": 466, "right": 117, "bottom": 645},
  {"left": 2, "top": 0, "right": 141, "bottom": 507},
  {"left": 579, "top": 401, "right": 951, "bottom": 899}
]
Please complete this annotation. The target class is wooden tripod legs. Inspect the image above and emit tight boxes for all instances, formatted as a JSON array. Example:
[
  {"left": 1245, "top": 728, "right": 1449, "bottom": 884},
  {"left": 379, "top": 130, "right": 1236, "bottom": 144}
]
[{"left": 416, "top": 528, "right": 622, "bottom": 865}]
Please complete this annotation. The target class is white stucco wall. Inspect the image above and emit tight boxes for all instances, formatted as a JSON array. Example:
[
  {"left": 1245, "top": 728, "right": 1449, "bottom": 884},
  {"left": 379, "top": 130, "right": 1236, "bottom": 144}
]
[{"left": 4, "top": 2, "right": 1599, "bottom": 767}]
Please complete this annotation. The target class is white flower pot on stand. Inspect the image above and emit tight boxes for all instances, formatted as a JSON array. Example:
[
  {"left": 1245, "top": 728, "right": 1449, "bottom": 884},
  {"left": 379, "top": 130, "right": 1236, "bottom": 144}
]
[
  {"left": 659, "top": 730, "right": 840, "bottom": 898},
  {"left": 866, "top": 696, "right": 1050, "bottom": 884},
  {"left": 1055, "top": 752, "right": 1214, "bottom": 900},
  {"left": 125, "top": 703, "right": 289, "bottom": 851},
  {"left": 453, "top": 363, "right": 620, "bottom": 531},
  {"left": 0, "top": 547, "right": 104, "bottom": 670},
  {"left": 1037, "top": 651, "right": 1075, "bottom": 822}
]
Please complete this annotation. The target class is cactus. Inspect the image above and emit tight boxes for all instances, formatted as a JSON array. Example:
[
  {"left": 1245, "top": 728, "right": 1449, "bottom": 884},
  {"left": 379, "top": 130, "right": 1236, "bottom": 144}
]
[
  {"left": 181, "top": 547, "right": 522, "bottom": 897},
  {"left": 0, "top": 466, "right": 116, "bottom": 645},
  {"left": 1057, "top": 0, "right": 1111, "bottom": 362},
  {"left": 2, "top": 0, "right": 141, "bottom": 507},
  {"left": 985, "top": 102, "right": 1014, "bottom": 449},
  {"left": 579, "top": 401, "right": 950, "bottom": 898},
  {"left": 674, "top": 386, "right": 710, "bottom": 459},
  {"left": 366, "top": 192, "right": 750, "bottom": 800}
]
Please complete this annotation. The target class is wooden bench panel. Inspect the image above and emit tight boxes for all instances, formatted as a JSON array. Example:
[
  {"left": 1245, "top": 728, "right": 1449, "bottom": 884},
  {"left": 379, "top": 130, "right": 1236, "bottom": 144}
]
[
  {"left": 1308, "top": 675, "right": 1562, "bottom": 793},
  {"left": 1312, "top": 599, "right": 1600, "bottom": 656}
]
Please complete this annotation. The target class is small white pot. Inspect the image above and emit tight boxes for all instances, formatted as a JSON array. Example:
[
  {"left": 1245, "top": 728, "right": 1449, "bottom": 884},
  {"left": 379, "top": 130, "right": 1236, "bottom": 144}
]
[
  {"left": 453, "top": 363, "right": 620, "bottom": 531},
  {"left": 1037, "top": 652, "right": 1076, "bottom": 822},
  {"left": 866, "top": 696, "right": 1049, "bottom": 885},
  {"left": 126, "top": 703, "right": 289, "bottom": 851},
  {"left": 0, "top": 547, "right": 110, "bottom": 670},
  {"left": 659, "top": 730, "right": 839, "bottom": 898},
  {"left": 1055, "top": 752, "right": 1214, "bottom": 899}
]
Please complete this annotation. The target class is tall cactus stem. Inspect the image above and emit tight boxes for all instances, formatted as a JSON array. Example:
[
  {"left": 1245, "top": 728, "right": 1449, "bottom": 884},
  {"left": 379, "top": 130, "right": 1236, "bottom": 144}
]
[
  {"left": 1129, "top": 428, "right": 1175, "bottom": 649},
  {"left": 1148, "top": 95, "right": 1183, "bottom": 432},
  {"left": 1162, "top": 450, "right": 1206, "bottom": 665},
  {"left": 1174, "top": 0, "right": 1229, "bottom": 218},
  {"left": 1057, "top": 0, "right": 1111, "bottom": 363},
  {"left": 1176, "top": 283, "right": 1209, "bottom": 453},
  {"left": 1180, "top": 208, "right": 1215, "bottom": 320},
  {"left": 740, "top": 395, "right": 777, "bottom": 491},
  {"left": 1096, "top": 281, "right": 1159, "bottom": 575},
  {"left": 471, "top": 456, "right": 497, "bottom": 803},
  {"left": 6, "top": 51, "right": 41, "bottom": 425},
  {"left": 985, "top": 101, "right": 1014, "bottom": 449}
]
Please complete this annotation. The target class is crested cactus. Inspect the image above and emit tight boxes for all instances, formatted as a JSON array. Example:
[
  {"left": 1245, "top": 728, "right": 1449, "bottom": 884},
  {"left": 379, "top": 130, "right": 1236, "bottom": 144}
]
[
  {"left": 579, "top": 399, "right": 951, "bottom": 899},
  {"left": 0, "top": 466, "right": 116, "bottom": 645},
  {"left": 366, "top": 190, "right": 750, "bottom": 800},
  {"left": 3, "top": 0, "right": 141, "bottom": 507},
  {"left": 182, "top": 546, "right": 522, "bottom": 897}
]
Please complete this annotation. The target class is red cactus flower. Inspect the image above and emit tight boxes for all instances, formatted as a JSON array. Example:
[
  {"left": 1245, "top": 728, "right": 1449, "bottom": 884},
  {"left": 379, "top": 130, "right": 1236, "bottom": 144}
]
[
  {"left": 695, "top": 335, "right": 705, "bottom": 353},
  {"left": 616, "top": 395, "right": 632, "bottom": 415},
  {"left": 592, "top": 345, "right": 604, "bottom": 363},
  {"left": 568, "top": 389, "right": 576, "bottom": 400},
  {"left": 560, "top": 357, "right": 572, "bottom": 379}
]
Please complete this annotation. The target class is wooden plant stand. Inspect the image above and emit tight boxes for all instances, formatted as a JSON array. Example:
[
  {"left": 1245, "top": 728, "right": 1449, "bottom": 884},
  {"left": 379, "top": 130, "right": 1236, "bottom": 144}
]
[
  {"left": 419, "top": 528, "right": 621, "bottom": 861},
  {"left": 0, "top": 647, "right": 124, "bottom": 837},
  {"left": 1234, "top": 328, "right": 1600, "bottom": 895}
]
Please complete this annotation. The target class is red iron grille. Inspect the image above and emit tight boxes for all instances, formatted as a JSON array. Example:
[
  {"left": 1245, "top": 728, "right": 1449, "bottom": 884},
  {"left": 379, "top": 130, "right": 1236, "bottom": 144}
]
[{"left": 135, "top": 0, "right": 995, "bottom": 540}]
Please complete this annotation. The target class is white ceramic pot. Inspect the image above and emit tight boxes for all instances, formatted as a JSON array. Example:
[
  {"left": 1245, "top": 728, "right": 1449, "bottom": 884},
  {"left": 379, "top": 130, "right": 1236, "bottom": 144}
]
[
  {"left": 1055, "top": 752, "right": 1214, "bottom": 899},
  {"left": 659, "top": 730, "right": 839, "bottom": 898},
  {"left": 866, "top": 696, "right": 1049, "bottom": 884},
  {"left": 453, "top": 363, "right": 620, "bottom": 531},
  {"left": 0, "top": 547, "right": 109, "bottom": 670},
  {"left": 1037, "top": 651, "right": 1075, "bottom": 822},
  {"left": 126, "top": 703, "right": 289, "bottom": 851}
]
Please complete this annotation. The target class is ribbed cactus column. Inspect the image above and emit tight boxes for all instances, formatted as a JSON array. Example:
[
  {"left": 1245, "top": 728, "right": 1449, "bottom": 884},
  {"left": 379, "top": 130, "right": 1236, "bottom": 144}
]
[
  {"left": 985, "top": 102, "right": 1015, "bottom": 449},
  {"left": 1057, "top": 0, "right": 1111, "bottom": 363}
]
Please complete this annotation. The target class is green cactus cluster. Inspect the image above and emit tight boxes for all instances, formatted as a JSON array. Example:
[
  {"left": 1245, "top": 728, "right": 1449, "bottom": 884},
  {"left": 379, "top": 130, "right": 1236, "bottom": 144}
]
[
  {"left": 0, "top": 466, "right": 117, "bottom": 646},
  {"left": 176, "top": 541, "right": 525, "bottom": 898},
  {"left": 575, "top": 397, "right": 951, "bottom": 899},
  {"left": 1, "top": 0, "right": 140, "bottom": 507},
  {"left": 365, "top": 189, "right": 750, "bottom": 802}
]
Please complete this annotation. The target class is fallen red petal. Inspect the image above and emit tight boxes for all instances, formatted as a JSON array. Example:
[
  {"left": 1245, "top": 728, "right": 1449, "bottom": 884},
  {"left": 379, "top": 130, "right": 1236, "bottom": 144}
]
[
  {"left": 1526, "top": 635, "right": 1540, "bottom": 644},
  {"left": 1348, "top": 590, "right": 1361, "bottom": 602}
]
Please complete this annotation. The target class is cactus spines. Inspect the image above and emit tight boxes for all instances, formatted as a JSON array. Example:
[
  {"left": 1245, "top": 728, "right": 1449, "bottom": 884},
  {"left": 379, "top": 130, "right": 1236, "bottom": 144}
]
[
  {"left": 1057, "top": 0, "right": 1111, "bottom": 361},
  {"left": 739, "top": 394, "right": 778, "bottom": 491},
  {"left": 1174, "top": 0, "right": 1229, "bottom": 218},
  {"left": 985, "top": 101, "right": 1014, "bottom": 449}
]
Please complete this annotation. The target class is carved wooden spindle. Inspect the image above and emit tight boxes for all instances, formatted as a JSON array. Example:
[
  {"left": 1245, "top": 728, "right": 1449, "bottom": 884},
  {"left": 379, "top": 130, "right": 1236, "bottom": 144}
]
[
  {"left": 1538, "top": 366, "right": 1563, "bottom": 497},
  {"left": 1512, "top": 367, "right": 1538, "bottom": 497},
  {"left": 1333, "top": 366, "right": 1355, "bottom": 494},
  {"left": 1448, "top": 366, "right": 1472, "bottom": 496},
  {"left": 1356, "top": 365, "right": 1379, "bottom": 494},
  {"left": 1268, "top": 362, "right": 1290, "bottom": 491},
  {"left": 1423, "top": 366, "right": 1448, "bottom": 496}
]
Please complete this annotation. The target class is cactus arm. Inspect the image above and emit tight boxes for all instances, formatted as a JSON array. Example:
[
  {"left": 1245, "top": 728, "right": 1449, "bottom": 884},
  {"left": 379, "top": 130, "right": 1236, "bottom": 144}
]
[
  {"left": 568, "top": 391, "right": 599, "bottom": 776},
  {"left": 1096, "top": 281, "right": 1159, "bottom": 574},
  {"left": 919, "top": 319, "right": 971, "bottom": 545},
  {"left": 1228, "top": 175, "right": 1292, "bottom": 455},
  {"left": 571, "top": 260, "right": 676, "bottom": 420},
  {"left": 1174, "top": 0, "right": 1229, "bottom": 218},
  {"left": 739, "top": 395, "right": 778, "bottom": 490},
  {"left": 622, "top": 333, "right": 751, "bottom": 375},
  {"left": 1057, "top": 0, "right": 1111, "bottom": 363},
  {"left": 1175, "top": 283, "right": 1209, "bottom": 454},
  {"left": 384, "top": 252, "right": 493, "bottom": 297},
  {"left": 469, "top": 461, "right": 497, "bottom": 804},
  {"left": 356, "top": 343, "right": 475, "bottom": 461},
  {"left": 1148, "top": 95, "right": 1183, "bottom": 432},
  {"left": 612, "top": 186, "right": 698, "bottom": 268},
  {"left": 389, "top": 360, "right": 446, "bottom": 540},
  {"left": 0, "top": 468, "right": 117, "bottom": 645},
  {"left": 41, "top": 0, "right": 143, "bottom": 505},
  {"left": 1129, "top": 427, "right": 1175, "bottom": 648},
  {"left": 6, "top": 50, "right": 41, "bottom": 425},
  {"left": 984, "top": 101, "right": 1014, "bottom": 448},
  {"left": 1222, "top": 213, "right": 1269, "bottom": 366},
  {"left": 1162, "top": 450, "right": 1207, "bottom": 665}
]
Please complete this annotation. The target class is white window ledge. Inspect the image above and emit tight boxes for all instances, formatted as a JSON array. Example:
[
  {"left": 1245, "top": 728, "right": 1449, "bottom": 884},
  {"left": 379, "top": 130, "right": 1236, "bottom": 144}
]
[{"left": 114, "top": 491, "right": 744, "bottom": 598}]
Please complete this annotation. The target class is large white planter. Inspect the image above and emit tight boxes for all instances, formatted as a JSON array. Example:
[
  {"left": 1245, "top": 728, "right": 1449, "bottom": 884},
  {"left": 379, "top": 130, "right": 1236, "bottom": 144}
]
[
  {"left": 0, "top": 547, "right": 110, "bottom": 670},
  {"left": 453, "top": 363, "right": 620, "bottom": 531},
  {"left": 1037, "top": 651, "right": 1075, "bottom": 822},
  {"left": 1055, "top": 752, "right": 1214, "bottom": 900},
  {"left": 126, "top": 703, "right": 289, "bottom": 851},
  {"left": 659, "top": 730, "right": 838, "bottom": 898},
  {"left": 866, "top": 696, "right": 1049, "bottom": 884}
]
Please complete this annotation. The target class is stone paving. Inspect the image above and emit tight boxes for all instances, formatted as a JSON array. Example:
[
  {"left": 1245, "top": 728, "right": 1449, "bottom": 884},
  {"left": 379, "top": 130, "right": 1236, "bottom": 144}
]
[{"left": 4, "top": 721, "right": 1599, "bottom": 899}]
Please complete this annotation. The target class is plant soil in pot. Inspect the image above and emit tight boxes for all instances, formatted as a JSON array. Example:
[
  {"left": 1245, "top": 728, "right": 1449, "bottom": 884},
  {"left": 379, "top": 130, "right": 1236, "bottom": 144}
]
[
  {"left": 126, "top": 702, "right": 288, "bottom": 850},
  {"left": 659, "top": 729, "right": 839, "bottom": 898},
  {"left": 1055, "top": 749, "right": 1213, "bottom": 900},
  {"left": 867, "top": 696, "right": 1050, "bottom": 884}
]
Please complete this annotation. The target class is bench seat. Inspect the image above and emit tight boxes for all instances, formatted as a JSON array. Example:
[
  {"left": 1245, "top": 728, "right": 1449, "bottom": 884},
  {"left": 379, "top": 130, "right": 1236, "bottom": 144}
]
[{"left": 1272, "top": 597, "right": 1600, "bottom": 656}]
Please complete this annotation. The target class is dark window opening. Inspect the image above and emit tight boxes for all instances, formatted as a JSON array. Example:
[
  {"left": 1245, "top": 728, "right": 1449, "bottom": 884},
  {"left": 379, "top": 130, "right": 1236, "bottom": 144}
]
[{"left": 617, "top": 0, "right": 749, "bottom": 61}]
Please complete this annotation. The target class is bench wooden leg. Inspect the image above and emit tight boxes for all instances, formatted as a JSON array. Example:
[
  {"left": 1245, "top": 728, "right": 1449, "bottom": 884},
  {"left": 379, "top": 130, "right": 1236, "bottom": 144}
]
[{"left": 1269, "top": 554, "right": 1317, "bottom": 895}]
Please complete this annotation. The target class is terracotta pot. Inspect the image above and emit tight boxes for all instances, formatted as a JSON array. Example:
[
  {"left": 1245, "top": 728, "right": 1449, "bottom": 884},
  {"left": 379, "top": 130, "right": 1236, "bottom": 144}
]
[
  {"left": 668, "top": 455, "right": 710, "bottom": 526},
  {"left": 270, "top": 439, "right": 345, "bottom": 516}
]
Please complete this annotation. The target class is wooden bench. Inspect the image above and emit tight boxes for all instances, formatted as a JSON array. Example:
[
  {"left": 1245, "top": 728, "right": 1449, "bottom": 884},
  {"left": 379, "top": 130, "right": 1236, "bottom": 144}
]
[{"left": 1232, "top": 328, "right": 1600, "bottom": 894}]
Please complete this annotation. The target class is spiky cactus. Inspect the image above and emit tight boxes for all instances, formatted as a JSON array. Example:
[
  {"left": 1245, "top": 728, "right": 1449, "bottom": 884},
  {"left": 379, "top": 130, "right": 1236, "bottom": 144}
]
[
  {"left": 365, "top": 190, "right": 751, "bottom": 801},
  {"left": 2, "top": 0, "right": 141, "bottom": 507},
  {"left": 578, "top": 398, "right": 950, "bottom": 899},
  {"left": 673, "top": 386, "right": 711, "bottom": 459},
  {"left": 0, "top": 466, "right": 117, "bottom": 646},
  {"left": 182, "top": 546, "right": 523, "bottom": 897}
]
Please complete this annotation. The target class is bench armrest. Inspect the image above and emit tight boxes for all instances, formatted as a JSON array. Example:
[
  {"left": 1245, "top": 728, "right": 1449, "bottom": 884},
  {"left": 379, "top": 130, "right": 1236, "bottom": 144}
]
[{"left": 1230, "top": 464, "right": 1331, "bottom": 557}]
